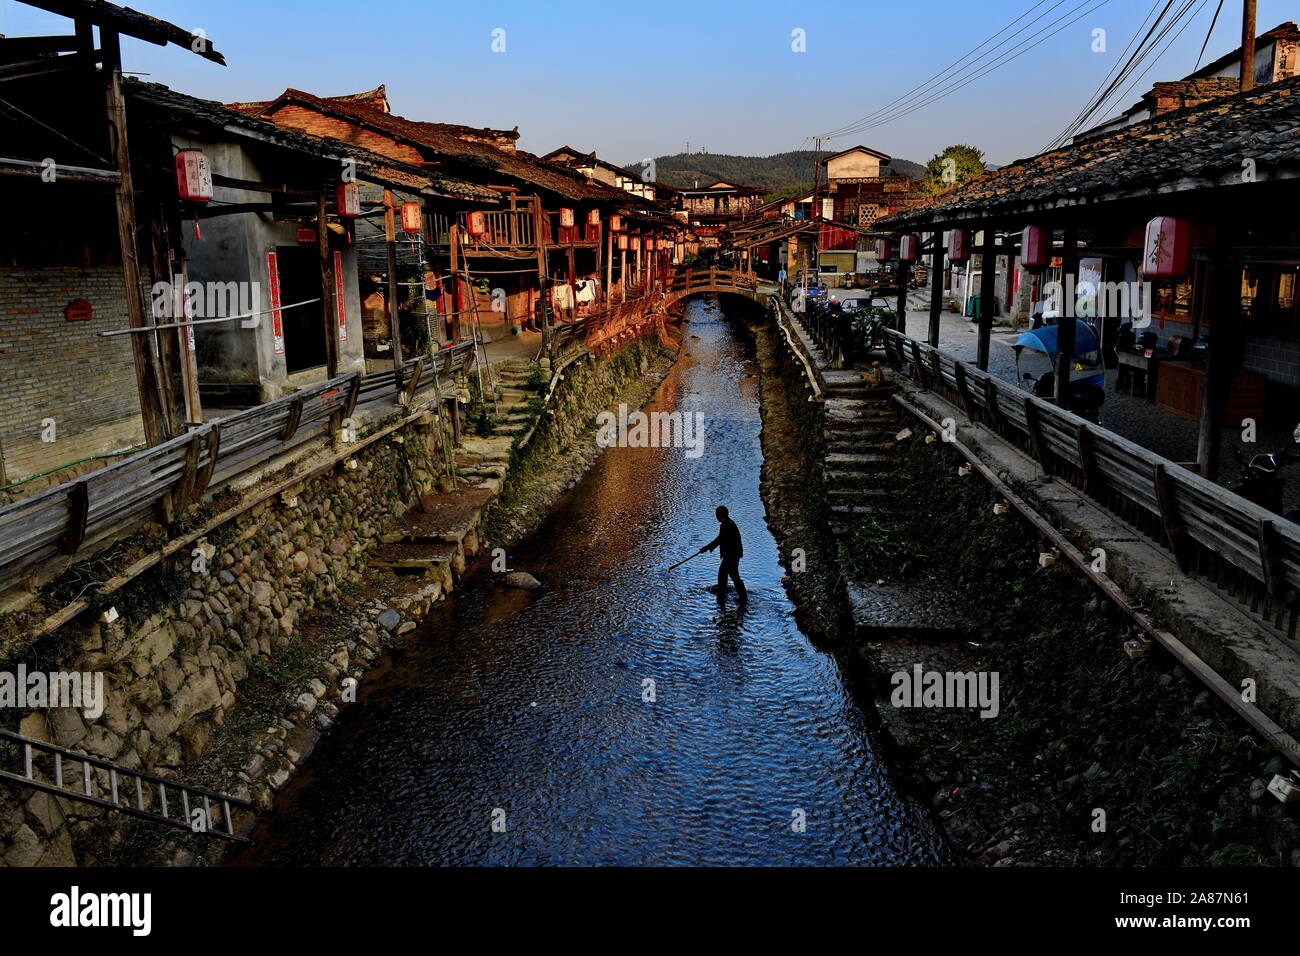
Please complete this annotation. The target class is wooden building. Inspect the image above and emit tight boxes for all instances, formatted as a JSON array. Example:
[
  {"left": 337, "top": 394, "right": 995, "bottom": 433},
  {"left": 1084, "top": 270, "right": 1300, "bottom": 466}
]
[{"left": 876, "top": 73, "right": 1300, "bottom": 481}]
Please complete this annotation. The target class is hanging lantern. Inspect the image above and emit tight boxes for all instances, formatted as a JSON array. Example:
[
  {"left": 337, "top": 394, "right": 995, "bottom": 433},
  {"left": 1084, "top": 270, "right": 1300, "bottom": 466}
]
[
  {"left": 899, "top": 234, "right": 921, "bottom": 262},
  {"left": 631, "top": 236, "right": 642, "bottom": 252},
  {"left": 467, "top": 211, "right": 487, "bottom": 237},
  {"left": 400, "top": 201, "right": 423, "bottom": 234},
  {"left": 947, "top": 228, "right": 970, "bottom": 263},
  {"left": 560, "top": 207, "right": 575, "bottom": 228},
  {"left": 617, "top": 234, "right": 629, "bottom": 251},
  {"left": 174, "top": 149, "right": 213, "bottom": 202},
  {"left": 874, "top": 238, "right": 893, "bottom": 262},
  {"left": 335, "top": 182, "right": 361, "bottom": 218},
  {"left": 610, "top": 214, "right": 624, "bottom": 232},
  {"left": 1020, "top": 225, "right": 1050, "bottom": 270},
  {"left": 587, "top": 209, "right": 601, "bottom": 227},
  {"left": 1143, "top": 216, "right": 1193, "bottom": 279}
]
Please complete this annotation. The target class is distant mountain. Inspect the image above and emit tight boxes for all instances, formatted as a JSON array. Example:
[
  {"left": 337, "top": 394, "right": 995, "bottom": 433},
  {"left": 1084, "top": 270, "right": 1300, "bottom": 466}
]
[{"left": 636, "top": 150, "right": 927, "bottom": 200}]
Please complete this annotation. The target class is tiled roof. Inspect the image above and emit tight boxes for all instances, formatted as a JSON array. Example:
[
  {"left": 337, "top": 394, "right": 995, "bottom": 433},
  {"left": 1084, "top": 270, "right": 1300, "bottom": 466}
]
[
  {"left": 247, "top": 89, "right": 649, "bottom": 206},
  {"left": 125, "top": 80, "right": 498, "bottom": 201},
  {"left": 878, "top": 75, "right": 1300, "bottom": 231}
]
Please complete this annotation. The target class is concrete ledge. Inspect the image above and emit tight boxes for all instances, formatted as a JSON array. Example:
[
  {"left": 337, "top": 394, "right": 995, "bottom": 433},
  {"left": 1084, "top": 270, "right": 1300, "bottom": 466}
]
[{"left": 897, "top": 377, "right": 1300, "bottom": 744}]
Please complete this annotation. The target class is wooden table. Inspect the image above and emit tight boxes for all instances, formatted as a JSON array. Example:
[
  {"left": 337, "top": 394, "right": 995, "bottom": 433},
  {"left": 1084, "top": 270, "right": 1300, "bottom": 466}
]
[{"left": 1156, "top": 360, "right": 1205, "bottom": 420}]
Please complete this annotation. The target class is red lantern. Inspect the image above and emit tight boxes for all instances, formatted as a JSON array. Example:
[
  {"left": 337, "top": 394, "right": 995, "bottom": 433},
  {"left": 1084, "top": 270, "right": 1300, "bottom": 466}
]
[
  {"left": 617, "top": 235, "right": 629, "bottom": 251},
  {"left": 467, "top": 211, "right": 487, "bottom": 237},
  {"left": 947, "top": 228, "right": 970, "bottom": 263},
  {"left": 400, "top": 201, "right": 423, "bottom": 234},
  {"left": 899, "top": 234, "right": 920, "bottom": 262},
  {"left": 560, "top": 207, "right": 575, "bottom": 228},
  {"left": 610, "top": 215, "right": 624, "bottom": 232},
  {"left": 631, "top": 237, "right": 642, "bottom": 252},
  {"left": 1143, "top": 216, "right": 1193, "bottom": 279},
  {"left": 875, "top": 238, "right": 893, "bottom": 262},
  {"left": 174, "top": 149, "right": 212, "bottom": 202},
  {"left": 587, "top": 209, "right": 601, "bottom": 227},
  {"left": 1020, "top": 225, "right": 1050, "bottom": 270},
  {"left": 335, "top": 182, "right": 360, "bottom": 218}
]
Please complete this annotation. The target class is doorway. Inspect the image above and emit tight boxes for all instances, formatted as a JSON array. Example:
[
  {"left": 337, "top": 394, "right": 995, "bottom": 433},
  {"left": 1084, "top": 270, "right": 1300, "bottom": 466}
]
[{"left": 275, "top": 246, "right": 326, "bottom": 373}]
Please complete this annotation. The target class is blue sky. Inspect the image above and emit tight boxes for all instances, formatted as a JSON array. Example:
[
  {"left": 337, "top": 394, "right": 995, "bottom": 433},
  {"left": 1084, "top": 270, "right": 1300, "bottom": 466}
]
[{"left": 2, "top": 0, "right": 1293, "bottom": 167}]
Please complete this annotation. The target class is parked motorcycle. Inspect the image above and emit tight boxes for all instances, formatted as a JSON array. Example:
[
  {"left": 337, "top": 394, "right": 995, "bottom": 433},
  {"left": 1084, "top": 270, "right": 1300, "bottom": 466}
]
[{"left": 1231, "top": 425, "right": 1300, "bottom": 522}]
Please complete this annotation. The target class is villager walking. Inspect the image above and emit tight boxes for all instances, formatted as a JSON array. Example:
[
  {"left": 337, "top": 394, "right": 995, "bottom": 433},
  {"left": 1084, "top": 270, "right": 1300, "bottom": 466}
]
[{"left": 700, "top": 505, "right": 746, "bottom": 599}]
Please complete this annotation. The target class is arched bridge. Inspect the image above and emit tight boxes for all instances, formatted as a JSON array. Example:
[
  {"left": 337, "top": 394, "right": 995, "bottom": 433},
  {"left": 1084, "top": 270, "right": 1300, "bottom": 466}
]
[{"left": 663, "top": 267, "right": 765, "bottom": 309}]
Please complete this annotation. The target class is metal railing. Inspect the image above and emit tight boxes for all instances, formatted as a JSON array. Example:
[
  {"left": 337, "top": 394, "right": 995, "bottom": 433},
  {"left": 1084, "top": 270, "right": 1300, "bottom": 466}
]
[
  {"left": 0, "top": 728, "right": 251, "bottom": 842},
  {"left": 881, "top": 328, "right": 1300, "bottom": 642}
]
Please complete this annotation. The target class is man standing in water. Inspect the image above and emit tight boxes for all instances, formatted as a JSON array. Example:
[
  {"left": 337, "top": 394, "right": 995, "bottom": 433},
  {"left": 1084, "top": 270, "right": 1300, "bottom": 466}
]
[{"left": 700, "top": 506, "right": 746, "bottom": 600}]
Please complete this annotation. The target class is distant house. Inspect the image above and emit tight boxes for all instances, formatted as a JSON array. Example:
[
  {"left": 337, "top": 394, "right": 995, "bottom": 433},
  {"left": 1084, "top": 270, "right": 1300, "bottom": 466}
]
[{"left": 541, "top": 146, "right": 682, "bottom": 207}]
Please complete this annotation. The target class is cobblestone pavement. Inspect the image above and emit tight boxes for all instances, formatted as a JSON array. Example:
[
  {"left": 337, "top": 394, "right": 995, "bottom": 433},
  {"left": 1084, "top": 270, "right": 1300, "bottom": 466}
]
[{"left": 901, "top": 308, "right": 1300, "bottom": 515}]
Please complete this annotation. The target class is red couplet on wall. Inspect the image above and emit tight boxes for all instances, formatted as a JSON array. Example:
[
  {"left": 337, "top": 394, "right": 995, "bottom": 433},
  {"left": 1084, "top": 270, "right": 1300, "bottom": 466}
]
[
  {"left": 1143, "top": 216, "right": 1193, "bottom": 279},
  {"left": 1020, "top": 225, "right": 1050, "bottom": 269},
  {"left": 947, "top": 228, "right": 970, "bottom": 263}
]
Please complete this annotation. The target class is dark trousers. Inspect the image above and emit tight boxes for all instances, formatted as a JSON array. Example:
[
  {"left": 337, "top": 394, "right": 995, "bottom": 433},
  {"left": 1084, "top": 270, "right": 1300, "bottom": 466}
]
[{"left": 717, "top": 557, "right": 746, "bottom": 597}]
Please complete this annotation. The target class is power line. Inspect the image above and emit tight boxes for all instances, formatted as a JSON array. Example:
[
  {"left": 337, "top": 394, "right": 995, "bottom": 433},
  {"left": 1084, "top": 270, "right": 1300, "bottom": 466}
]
[
  {"left": 819, "top": 0, "right": 1060, "bottom": 138},
  {"left": 832, "top": 0, "right": 1114, "bottom": 139},
  {"left": 1193, "top": 0, "right": 1227, "bottom": 70},
  {"left": 1044, "top": 0, "right": 1181, "bottom": 149},
  {"left": 1045, "top": 0, "right": 1208, "bottom": 149}
]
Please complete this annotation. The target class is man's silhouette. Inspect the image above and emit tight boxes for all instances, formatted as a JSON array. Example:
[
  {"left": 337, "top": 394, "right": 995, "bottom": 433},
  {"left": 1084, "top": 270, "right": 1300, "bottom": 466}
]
[{"left": 700, "top": 506, "right": 746, "bottom": 599}]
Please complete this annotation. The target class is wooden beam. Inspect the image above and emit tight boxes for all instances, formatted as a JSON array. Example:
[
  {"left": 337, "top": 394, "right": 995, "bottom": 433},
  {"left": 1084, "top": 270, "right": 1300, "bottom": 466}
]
[
  {"left": 1197, "top": 253, "right": 1244, "bottom": 480},
  {"left": 104, "top": 29, "right": 171, "bottom": 446}
]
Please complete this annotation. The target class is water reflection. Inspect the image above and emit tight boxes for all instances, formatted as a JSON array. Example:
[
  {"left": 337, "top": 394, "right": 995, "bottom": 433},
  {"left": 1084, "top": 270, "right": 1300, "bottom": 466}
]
[{"left": 233, "top": 298, "right": 948, "bottom": 866}]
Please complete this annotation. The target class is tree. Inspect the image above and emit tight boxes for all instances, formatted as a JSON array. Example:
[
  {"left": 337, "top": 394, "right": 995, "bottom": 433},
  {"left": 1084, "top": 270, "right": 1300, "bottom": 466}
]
[{"left": 919, "top": 144, "right": 987, "bottom": 195}]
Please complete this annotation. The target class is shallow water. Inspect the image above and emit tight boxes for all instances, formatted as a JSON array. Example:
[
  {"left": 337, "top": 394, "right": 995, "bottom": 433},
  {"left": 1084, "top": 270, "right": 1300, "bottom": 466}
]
[{"left": 233, "top": 298, "right": 948, "bottom": 866}]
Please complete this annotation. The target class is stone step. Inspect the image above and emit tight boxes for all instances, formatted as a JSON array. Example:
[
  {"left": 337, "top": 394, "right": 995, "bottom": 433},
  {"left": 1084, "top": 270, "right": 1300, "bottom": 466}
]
[
  {"left": 827, "top": 437, "right": 896, "bottom": 455},
  {"left": 825, "top": 470, "right": 887, "bottom": 489},
  {"left": 370, "top": 540, "right": 460, "bottom": 587},
  {"left": 825, "top": 453, "right": 893, "bottom": 473}
]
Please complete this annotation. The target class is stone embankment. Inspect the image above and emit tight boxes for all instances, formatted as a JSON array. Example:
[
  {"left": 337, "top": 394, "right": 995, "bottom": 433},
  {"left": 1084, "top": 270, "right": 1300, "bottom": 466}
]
[{"left": 0, "top": 331, "right": 676, "bottom": 866}]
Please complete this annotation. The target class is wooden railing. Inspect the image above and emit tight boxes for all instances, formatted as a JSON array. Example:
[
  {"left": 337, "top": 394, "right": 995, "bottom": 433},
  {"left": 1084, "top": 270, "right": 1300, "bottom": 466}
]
[
  {"left": 0, "top": 341, "right": 479, "bottom": 592},
  {"left": 463, "top": 210, "right": 535, "bottom": 248},
  {"left": 665, "top": 267, "right": 758, "bottom": 298},
  {"left": 880, "top": 328, "right": 1300, "bottom": 641}
]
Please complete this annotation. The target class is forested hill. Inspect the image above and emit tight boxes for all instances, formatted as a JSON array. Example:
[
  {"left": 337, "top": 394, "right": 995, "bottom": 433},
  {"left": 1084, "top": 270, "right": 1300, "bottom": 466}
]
[{"left": 636, "top": 150, "right": 927, "bottom": 199}]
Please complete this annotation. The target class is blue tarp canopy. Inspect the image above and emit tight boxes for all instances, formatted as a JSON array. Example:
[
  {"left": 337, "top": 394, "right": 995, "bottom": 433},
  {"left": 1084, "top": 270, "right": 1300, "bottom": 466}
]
[{"left": 1013, "top": 320, "right": 1100, "bottom": 358}]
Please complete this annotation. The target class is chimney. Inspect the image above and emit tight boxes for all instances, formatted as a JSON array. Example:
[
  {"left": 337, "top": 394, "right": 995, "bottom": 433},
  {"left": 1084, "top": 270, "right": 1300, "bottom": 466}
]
[{"left": 1142, "top": 77, "right": 1241, "bottom": 116}]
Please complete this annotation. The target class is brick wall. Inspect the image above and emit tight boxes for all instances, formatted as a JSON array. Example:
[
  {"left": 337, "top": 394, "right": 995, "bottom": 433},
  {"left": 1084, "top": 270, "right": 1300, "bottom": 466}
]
[
  {"left": 1243, "top": 336, "right": 1300, "bottom": 389},
  {"left": 1144, "top": 78, "right": 1240, "bottom": 116},
  {"left": 0, "top": 268, "right": 144, "bottom": 483}
]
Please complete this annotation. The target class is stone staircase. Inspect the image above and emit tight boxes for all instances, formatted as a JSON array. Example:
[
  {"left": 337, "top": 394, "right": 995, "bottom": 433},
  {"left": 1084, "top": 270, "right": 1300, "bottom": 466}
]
[
  {"left": 821, "top": 369, "right": 903, "bottom": 538},
  {"left": 369, "top": 358, "right": 543, "bottom": 589}
]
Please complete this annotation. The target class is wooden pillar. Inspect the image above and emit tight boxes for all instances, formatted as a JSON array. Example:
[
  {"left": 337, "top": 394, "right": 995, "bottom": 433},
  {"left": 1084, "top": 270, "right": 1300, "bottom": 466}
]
[
  {"left": 604, "top": 225, "right": 613, "bottom": 307},
  {"left": 895, "top": 257, "right": 909, "bottom": 334},
  {"left": 976, "top": 226, "right": 997, "bottom": 371},
  {"left": 1197, "top": 254, "right": 1245, "bottom": 480},
  {"left": 317, "top": 191, "right": 344, "bottom": 433},
  {"left": 383, "top": 190, "right": 404, "bottom": 389},
  {"left": 1241, "top": 0, "right": 1258, "bottom": 93},
  {"left": 1055, "top": 225, "right": 1078, "bottom": 409},
  {"left": 927, "top": 230, "right": 945, "bottom": 348},
  {"left": 103, "top": 29, "right": 171, "bottom": 445}
]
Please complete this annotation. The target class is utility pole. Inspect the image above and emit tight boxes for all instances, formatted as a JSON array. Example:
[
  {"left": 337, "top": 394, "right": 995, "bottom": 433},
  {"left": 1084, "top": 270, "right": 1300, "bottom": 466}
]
[
  {"left": 1240, "top": 0, "right": 1258, "bottom": 92},
  {"left": 810, "top": 136, "right": 830, "bottom": 215}
]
